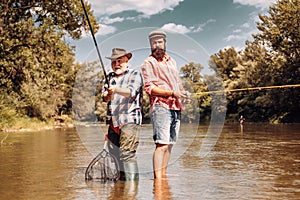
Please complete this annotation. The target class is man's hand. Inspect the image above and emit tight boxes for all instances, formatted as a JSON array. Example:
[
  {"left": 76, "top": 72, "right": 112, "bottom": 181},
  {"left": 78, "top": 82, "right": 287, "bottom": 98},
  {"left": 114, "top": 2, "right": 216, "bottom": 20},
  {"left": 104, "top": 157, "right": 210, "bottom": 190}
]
[
  {"left": 173, "top": 90, "right": 191, "bottom": 103},
  {"left": 108, "top": 85, "right": 116, "bottom": 94},
  {"left": 103, "top": 85, "right": 131, "bottom": 101},
  {"left": 103, "top": 86, "right": 115, "bottom": 101}
]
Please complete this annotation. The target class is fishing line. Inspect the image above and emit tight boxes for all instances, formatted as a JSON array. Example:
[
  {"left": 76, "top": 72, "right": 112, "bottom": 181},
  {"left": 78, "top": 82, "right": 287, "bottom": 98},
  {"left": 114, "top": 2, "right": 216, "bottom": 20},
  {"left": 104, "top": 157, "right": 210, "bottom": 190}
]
[{"left": 196, "top": 83, "right": 300, "bottom": 95}]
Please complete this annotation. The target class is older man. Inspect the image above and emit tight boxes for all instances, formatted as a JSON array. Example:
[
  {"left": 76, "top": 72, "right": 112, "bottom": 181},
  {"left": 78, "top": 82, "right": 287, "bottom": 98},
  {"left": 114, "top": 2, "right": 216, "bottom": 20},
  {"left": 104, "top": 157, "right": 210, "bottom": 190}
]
[{"left": 102, "top": 48, "right": 143, "bottom": 181}]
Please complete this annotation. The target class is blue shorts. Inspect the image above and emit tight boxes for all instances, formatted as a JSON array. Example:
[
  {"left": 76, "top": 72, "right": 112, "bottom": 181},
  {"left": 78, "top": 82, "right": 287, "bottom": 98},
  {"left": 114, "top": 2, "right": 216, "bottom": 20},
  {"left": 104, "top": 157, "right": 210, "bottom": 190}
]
[{"left": 151, "top": 104, "right": 181, "bottom": 144}]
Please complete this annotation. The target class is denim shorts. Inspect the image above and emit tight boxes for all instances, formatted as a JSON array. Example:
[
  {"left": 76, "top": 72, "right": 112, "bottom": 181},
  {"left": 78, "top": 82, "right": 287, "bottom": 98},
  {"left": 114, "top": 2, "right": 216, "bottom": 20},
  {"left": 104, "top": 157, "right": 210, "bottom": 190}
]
[{"left": 151, "top": 104, "right": 181, "bottom": 144}]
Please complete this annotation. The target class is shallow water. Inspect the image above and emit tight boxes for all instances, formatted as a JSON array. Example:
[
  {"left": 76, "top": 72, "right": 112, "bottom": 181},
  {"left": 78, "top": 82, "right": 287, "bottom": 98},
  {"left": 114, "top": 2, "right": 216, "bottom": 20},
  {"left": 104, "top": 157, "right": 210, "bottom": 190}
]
[{"left": 0, "top": 123, "right": 300, "bottom": 199}]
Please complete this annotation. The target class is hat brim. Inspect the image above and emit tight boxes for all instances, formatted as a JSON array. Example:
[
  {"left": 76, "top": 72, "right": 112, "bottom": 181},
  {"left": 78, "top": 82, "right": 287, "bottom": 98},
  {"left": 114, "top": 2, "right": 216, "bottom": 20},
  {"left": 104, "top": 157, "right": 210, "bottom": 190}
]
[{"left": 106, "top": 53, "right": 132, "bottom": 61}]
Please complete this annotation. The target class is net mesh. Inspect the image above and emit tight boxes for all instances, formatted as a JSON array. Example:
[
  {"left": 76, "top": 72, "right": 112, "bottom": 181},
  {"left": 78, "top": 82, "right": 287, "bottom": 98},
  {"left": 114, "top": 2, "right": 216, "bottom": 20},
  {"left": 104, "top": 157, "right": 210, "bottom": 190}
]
[{"left": 85, "top": 149, "right": 120, "bottom": 182}]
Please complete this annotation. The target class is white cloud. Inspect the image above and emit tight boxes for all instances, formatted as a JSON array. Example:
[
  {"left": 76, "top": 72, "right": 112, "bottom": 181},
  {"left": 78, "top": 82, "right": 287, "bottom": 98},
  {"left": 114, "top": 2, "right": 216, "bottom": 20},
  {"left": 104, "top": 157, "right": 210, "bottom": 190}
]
[
  {"left": 241, "top": 23, "right": 250, "bottom": 28},
  {"left": 233, "top": 29, "right": 242, "bottom": 33},
  {"left": 225, "top": 10, "right": 260, "bottom": 43},
  {"left": 161, "top": 23, "right": 191, "bottom": 34},
  {"left": 224, "top": 34, "right": 244, "bottom": 42},
  {"left": 161, "top": 19, "right": 216, "bottom": 35},
  {"left": 96, "top": 24, "right": 117, "bottom": 36},
  {"left": 81, "top": 24, "right": 117, "bottom": 38},
  {"left": 233, "top": 0, "right": 276, "bottom": 9},
  {"left": 101, "top": 16, "right": 125, "bottom": 24},
  {"left": 224, "top": 28, "right": 257, "bottom": 42},
  {"left": 89, "top": 0, "right": 183, "bottom": 16},
  {"left": 192, "top": 19, "right": 216, "bottom": 32}
]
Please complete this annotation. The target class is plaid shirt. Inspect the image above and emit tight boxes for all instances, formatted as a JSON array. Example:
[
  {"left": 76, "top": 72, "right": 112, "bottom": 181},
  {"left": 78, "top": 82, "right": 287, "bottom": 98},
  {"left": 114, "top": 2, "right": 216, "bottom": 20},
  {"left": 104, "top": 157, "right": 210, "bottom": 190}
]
[
  {"left": 141, "top": 54, "right": 183, "bottom": 111},
  {"left": 103, "top": 69, "right": 143, "bottom": 128}
]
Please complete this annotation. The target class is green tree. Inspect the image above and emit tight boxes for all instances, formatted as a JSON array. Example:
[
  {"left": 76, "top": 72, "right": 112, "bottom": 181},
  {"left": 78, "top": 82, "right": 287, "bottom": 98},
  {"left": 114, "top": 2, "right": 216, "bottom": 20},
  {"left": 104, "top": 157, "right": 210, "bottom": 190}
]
[
  {"left": 209, "top": 0, "right": 300, "bottom": 123},
  {"left": 237, "top": 41, "right": 268, "bottom": 121},
  {"left": 237, "top": 40, "right": 286, "bottom": 121},
  {"left": 0, "top": 1, "right": 98, "bottom": 124},
  {"left": 209, "top": 47, "right": 244, "bottom": 120},
  {"left": 180, "top": 62, "right": 211, "bottom": 123},
  {"left": 249, "top": 0, "right": 300, "bottom": 122},
  {"left": 73, "top": 61, "right": 102, "bottom": 122},
  {"left": 203, "top": 74, "right": 227, "bottom": 122}
]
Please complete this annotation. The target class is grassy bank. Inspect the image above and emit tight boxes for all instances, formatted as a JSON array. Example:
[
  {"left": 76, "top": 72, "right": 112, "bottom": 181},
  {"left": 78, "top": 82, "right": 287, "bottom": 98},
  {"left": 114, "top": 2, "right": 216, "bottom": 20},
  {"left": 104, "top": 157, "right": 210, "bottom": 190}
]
[{"left": 0, "top": 116, "right": 74, "bottom": 132}]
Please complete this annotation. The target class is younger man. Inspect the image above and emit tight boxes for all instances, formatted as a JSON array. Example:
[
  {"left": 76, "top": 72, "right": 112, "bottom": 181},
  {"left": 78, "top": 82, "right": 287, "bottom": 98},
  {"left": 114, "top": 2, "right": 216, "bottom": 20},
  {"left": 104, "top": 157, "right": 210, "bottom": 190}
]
[{"left": 141, "top": 31, "right": 189, "bottom": 179}]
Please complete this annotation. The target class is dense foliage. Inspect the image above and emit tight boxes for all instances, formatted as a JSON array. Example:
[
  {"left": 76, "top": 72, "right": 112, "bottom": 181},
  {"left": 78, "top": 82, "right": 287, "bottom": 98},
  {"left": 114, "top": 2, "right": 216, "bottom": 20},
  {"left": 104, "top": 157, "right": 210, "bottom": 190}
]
[
  {"left": 210, "top": 0, "right": 300, "bottom": 123},
  {"left": 0, "top": 0, "right": 98, "bottom": 128}
]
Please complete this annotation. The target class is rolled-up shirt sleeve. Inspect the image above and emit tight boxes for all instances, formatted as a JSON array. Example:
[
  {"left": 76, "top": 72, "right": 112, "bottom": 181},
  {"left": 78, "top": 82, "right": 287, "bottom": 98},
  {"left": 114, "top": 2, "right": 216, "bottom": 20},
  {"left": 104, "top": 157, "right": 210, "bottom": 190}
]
[
  {"left": 141, "top": 61, "right": 159, "bottom": 95},
  {"left": 141, "top": 54, "right": 182, "bottom": 111}
]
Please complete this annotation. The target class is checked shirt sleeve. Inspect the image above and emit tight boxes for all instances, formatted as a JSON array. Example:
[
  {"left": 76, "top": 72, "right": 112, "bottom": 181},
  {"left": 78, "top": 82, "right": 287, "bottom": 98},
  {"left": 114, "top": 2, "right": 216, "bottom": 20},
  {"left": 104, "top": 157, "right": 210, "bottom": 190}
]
[{"left": 127, "top": 69, "right": 143, "bottom": 100}]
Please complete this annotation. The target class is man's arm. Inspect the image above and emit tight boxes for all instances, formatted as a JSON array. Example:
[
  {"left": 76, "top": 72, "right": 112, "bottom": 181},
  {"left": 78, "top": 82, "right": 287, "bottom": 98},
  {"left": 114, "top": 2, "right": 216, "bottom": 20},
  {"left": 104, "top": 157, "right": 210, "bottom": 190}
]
[
  {"left": 151, "top": 86, "right": 189, "bottom": 99},
  {"left": 109, "top": 86, "right": 131, "bottom": 98},
  {"left": 151, "top": 87, "right": 173, "bottom": 97},
  {"left": 111, "top": 70, "right": 143, "bottom": 98}
]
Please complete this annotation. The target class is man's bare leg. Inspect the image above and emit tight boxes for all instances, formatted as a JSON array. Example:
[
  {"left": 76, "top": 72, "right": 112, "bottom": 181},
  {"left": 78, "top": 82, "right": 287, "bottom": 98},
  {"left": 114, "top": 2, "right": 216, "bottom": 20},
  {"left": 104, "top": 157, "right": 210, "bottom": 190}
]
[
  {"left": 153, "top": 144, "right": 168, "bottom": 179},
  {"left": 161, "top": 144, "right": 173, "bottom": 177}
]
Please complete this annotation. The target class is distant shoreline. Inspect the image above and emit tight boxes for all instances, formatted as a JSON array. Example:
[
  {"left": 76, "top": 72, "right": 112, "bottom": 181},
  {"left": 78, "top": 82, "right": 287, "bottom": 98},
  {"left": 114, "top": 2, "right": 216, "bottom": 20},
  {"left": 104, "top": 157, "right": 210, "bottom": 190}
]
[
  {"left": 0, "top": 123, "right": 75, "bottom": 133},
  {"left": 2, "top": 120, "right": 300, "bottom": 133}
]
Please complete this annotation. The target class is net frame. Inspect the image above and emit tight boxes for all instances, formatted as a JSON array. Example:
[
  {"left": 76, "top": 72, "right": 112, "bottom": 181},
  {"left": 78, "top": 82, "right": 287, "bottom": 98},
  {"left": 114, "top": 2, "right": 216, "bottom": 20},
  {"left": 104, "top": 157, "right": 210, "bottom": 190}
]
[{"left": 85, "top": 143, "right": 120, "bottom": 183}]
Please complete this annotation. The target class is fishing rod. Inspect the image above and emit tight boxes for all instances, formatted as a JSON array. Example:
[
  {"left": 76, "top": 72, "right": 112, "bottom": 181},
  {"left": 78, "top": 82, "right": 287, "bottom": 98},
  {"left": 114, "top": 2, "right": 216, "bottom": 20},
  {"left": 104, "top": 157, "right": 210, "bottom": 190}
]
[
  {"left": 79, "top": 0, "right": 109, "bottom": 85},
  {"left": 80, "top": 0, "right": 120, "bottom": 183},
  {"left": 196, "top": 83, "right": 300, "bottom": 95}
]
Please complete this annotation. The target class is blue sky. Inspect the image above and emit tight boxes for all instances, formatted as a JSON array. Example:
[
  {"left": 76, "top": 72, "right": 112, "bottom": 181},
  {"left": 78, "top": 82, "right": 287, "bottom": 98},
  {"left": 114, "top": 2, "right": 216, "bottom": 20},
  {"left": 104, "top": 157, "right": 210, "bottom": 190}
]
[{"left": 71, "top": 0, "right": 276, "bottom": 74}]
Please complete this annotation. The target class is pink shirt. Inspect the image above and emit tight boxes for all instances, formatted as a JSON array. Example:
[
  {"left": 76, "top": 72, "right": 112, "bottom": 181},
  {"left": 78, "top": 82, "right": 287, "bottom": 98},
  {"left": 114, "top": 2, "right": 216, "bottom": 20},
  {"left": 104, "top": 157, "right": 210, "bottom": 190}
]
[{"left": 141, "top": 54, "right": 184, "bottom": 111}]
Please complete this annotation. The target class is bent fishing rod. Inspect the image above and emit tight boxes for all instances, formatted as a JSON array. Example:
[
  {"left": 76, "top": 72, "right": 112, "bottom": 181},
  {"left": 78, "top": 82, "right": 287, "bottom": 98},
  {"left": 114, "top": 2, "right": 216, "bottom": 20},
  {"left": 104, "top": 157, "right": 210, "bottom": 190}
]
[{"left": 79, "top": 0, "right": 109, "bottom": 85}]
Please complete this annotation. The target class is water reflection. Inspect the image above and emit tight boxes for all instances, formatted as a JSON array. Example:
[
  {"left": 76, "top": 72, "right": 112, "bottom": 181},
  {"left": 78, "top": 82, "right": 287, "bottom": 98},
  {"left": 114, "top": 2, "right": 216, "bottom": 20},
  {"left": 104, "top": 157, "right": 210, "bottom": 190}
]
[
  {"left": 153, "top": 178, "right": 172, "bottom": 200},
  {"left": 240, "top": 124, "right": 244, "bottom": 134},
  {"left": 109, "top": 181, "right": 139, "bottom": 200},
  {"left": 86, "top": 180, "right": 138, "bottom": 200}
]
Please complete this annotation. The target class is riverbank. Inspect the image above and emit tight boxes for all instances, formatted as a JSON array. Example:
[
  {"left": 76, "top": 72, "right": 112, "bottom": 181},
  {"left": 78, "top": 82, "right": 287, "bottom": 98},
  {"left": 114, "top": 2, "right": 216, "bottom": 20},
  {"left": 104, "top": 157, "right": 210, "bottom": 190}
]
[
  {"left": 0, "top": 115, "right": 74, "bottom": 133},
  {"left": 2, "top": 115, "right": 299, "bottom": 133},
  {"left": 1, "top": 123, "right": 75, "bottom": 133}
]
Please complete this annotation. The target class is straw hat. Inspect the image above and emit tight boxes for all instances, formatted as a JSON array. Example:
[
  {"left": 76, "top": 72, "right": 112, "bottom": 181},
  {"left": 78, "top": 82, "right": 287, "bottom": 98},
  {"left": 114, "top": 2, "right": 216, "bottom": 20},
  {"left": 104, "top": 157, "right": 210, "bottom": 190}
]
[{"left": 106, "top": 48, "right": 132, "bottom": 61}]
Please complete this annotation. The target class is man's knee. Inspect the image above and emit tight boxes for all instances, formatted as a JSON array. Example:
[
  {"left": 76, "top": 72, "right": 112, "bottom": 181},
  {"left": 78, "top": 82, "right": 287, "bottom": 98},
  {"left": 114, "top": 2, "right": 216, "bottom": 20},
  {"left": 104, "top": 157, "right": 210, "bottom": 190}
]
[
  {"left": 121, "top": 151, "right": 137, "bottom": 163},
  {"left": 155, "top": 143, "right": 169, "bottom": 151}
]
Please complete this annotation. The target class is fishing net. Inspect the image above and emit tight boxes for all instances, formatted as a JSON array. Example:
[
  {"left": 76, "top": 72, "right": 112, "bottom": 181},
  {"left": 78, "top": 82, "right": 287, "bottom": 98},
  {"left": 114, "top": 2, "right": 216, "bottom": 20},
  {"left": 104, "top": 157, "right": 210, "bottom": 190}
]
[{"left": 85, "top": 145, "right": 120, "bottom": 182}]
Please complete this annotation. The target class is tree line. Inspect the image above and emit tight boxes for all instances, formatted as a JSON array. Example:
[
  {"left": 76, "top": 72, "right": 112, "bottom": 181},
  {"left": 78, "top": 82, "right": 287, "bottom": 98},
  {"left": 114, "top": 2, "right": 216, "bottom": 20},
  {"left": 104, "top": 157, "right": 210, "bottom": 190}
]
[{"left": 0, "top": 0, "right": 299, "bottom": 130}]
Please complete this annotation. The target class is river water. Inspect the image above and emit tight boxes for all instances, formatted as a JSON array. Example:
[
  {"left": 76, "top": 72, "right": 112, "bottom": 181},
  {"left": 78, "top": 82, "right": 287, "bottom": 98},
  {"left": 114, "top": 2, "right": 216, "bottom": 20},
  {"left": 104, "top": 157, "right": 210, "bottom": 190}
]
[{"left": 0, "top": 123, "right": 299, "bottom": 199}]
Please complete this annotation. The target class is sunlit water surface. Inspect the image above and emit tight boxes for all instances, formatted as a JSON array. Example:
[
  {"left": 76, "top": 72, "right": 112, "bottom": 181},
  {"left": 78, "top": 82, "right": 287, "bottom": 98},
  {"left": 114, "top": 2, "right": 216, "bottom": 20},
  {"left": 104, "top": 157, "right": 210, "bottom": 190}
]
[{"left": 0, "top": 123, "right": 299, "bottom": 199}]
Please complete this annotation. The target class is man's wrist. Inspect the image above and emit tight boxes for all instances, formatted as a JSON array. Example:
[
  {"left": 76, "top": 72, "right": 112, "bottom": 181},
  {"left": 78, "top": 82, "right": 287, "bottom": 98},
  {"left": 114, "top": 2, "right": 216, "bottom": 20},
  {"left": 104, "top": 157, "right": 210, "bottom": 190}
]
[{"left": 168, "top": 90, "right": 174, "bottom": 97}]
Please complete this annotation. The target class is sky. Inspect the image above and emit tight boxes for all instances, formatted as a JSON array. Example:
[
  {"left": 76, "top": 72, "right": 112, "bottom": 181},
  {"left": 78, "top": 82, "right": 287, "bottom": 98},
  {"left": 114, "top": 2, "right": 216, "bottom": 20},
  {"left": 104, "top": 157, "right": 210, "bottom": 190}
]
[{"left": 70, "top": 0, "right": 277, "bottom": 74}]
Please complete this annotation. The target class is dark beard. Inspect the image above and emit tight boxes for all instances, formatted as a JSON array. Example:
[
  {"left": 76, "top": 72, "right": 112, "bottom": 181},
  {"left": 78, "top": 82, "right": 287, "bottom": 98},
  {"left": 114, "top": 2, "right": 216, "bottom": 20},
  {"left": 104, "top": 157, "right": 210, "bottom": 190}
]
[{"left": 151, "top": 48, "right": 166, "bottom": 61}]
